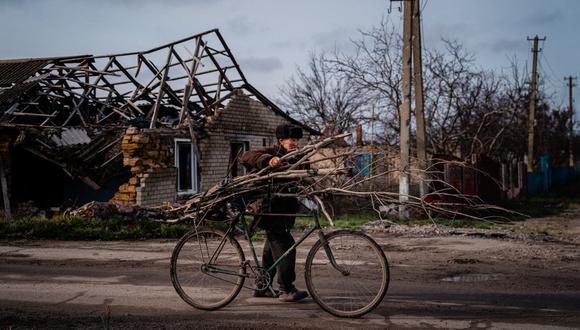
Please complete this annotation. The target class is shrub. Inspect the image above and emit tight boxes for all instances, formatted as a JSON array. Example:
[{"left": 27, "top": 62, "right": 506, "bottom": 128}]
[{"left": 0, "top": 216, "right": 191, "bottom": 240}]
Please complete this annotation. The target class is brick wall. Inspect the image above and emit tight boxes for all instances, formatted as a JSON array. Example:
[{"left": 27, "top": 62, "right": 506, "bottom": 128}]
[
  {"left": 136, "top": 168, "right": 176, "bottom": 206},
  {"left": 112, "top": 127, "right": 183, "bottom": 207}
]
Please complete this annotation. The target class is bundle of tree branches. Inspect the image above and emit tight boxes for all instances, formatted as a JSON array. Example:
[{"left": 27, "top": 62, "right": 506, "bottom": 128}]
[
  {"left": 153, "top": 133, "right": 522, "bottom": 226},
  {"left": 156, "top": 133, "right": 352, "bottom": 224}
]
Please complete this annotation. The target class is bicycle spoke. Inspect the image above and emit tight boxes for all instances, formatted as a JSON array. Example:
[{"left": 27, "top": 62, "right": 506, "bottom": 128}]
[
  {"left": 171, "top": 229, "right": 245, "bottom": 310},
  {"left": 305, "top": 230, "right": 389, "bottom": 317}
]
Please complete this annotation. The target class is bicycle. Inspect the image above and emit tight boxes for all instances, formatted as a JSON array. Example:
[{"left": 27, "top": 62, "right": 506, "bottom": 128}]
[{"left": 170, "top": 190, "right": 390, "bottom": 318}]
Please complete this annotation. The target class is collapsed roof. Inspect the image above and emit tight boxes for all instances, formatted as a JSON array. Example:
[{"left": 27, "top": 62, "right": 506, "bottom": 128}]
[
  {"left": 0, "top": 29, "right": 317, "bottom": 190},
  {"left": 0, "top": 28, "right": 313, "bottom": 133}
]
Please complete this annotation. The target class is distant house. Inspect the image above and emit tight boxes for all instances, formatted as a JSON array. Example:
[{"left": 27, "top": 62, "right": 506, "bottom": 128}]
[
  {"left": 311, "top": 143, "right": 400, "bottom": 188},
  {"left": 0, "top": 29, "right": 316, "bottom": 213},
  {"left": 313, "top": 141, "right": 525, "bottom": 202}
]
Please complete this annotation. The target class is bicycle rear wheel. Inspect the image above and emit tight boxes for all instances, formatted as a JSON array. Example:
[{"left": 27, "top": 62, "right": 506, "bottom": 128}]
[
  {"left": 170, "top": 227, "right": 245, "bottom": 310},
  {"left": 305, "top": 230, "right": 389, "bottom": 318}
]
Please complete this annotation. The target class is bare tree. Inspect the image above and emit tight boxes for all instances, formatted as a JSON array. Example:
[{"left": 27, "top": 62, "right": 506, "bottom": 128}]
[
  {"left": 281, "top": 18, "right": 570, "bottom": 167},
  {"left": 422, "top": 39, "right": 480, "bottom": 155},
  {"left": 277, "top": 52, "right": 368, "bottom": 136},
  {"left": 329, "top": 19, "right": 403, "bottom": 144}
]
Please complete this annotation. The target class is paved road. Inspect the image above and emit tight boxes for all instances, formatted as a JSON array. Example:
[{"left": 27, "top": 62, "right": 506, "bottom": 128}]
[{"left": 1, "top": 235, "right": 579, "bottom": 329}]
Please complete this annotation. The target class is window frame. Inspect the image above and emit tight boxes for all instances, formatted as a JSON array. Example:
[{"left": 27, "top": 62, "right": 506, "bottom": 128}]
[
  {"left": 229, "top": 141, "right": 250, "bottom": 178},
  {"left": 174, "top": 138, "right": 198, "bottom": 195}
]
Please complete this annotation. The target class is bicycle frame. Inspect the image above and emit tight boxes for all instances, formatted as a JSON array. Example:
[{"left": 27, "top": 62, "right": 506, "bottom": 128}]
[
  {"left": 204, "top": 195, "right": 349, "bottom": 280},
  {"left": 239, "top": 211, "right": 320, "bottom": 274}
]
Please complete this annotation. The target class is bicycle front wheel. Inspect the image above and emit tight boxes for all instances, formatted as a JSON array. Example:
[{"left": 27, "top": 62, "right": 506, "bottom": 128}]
[
  {"left": 170, "top": 227, "right": 245, "bottom": 310},
  {"left": 305, "top": 230, "right": 389, "bottom": 318}
]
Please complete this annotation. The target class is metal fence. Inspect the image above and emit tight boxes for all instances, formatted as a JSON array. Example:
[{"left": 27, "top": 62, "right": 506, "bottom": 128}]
[{"left": 527, "top": 155, "right": 578, "bottom": 195}]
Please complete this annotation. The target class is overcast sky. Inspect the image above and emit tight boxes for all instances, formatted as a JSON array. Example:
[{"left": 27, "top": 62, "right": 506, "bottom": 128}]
[{"left": 1, "top": 0, "right": 579, "bottom": 108}]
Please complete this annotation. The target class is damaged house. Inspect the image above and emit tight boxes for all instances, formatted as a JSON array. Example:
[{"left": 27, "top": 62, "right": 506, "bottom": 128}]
[{"left": 0, "top": 29, "right": 316, "bottom": 216}]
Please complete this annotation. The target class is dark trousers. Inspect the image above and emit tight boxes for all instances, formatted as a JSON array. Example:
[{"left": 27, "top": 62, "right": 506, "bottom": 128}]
[
  {"left": 257, "top": 196, "right": 298, "bottom": 292},
  {"left": 262, "top": 228, "right": 296, "bottom": 292}
]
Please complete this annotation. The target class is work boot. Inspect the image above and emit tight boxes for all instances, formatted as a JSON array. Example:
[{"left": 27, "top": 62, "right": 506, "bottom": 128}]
[
  {"left": 278, "top": 288, "right": 308, "bottom": 302},
  {"left": 252, "top": 288, "right": 279, "bottom": 298}
]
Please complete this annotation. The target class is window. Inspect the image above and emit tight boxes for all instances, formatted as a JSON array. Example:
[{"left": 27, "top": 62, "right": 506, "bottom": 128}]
[
  {"left": 175, "top": 139, "right": 198, "bottom": 195},
  {"left": 229, "top": 141, "right": 249, "bottom": 178},
  {"left": 353, "top": 153, "right": 372, "bottom": 177}
]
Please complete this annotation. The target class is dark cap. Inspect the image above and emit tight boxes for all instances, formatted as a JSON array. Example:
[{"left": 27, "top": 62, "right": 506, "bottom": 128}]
[{"left": 275, "top": 124, "right": 303, "bottom": 139}]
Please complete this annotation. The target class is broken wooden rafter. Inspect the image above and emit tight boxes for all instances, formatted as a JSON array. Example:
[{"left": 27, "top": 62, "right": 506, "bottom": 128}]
[
  {"left": 97, "top": 151, "right": 122, "bottom": 169},
  {"left": 171, "top": 48, "right": 193, "bottom": 83},
  {"left": 214, "top": 73, "right": 223, "bottom": 113},
  {"left": 179, "top": 82, "right": 194, "bottom": 124},
  {"left": 149, "top": 46, "right": 174, "bottom": 128},
  {"left": 202, "top": 47, "right": 234, "bottom": 90},
  {"left": 48, "top": 75, "right": 117, "bottom": 94},
  {"left": 1, "top": 29, "right": 252, "bottom": 128},
  {"left": 48, "top": 65, "right": 121, "bottom": 77},
  {"left": 133, "top": 54, "right": 183, "bottom": 107},
  {"left": 185, "top": 35, "right": 205, "bottom": 76},
  {"left": 38, "top": 83, "right": 133, "bottom": 120},
  {"left": 8, "top": 112, "right": 56, "bottom": 117}
]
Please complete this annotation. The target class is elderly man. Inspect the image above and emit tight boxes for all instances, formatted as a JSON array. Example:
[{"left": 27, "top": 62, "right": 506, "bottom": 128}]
[{"left": 239, "top": 124, "right": 309, "bottom": 302}]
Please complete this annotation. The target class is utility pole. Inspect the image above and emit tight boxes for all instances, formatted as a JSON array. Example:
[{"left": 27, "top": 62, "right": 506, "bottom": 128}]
[
  {"left": 371, "top": 99, "right": 376, "bottom": 176},
  {"left": 566, "top": 76, "right": 577, "bottom": 167},
  {"left": 391, "top": 0, "right": 427, "bottom": 216},
  {"left": 0, "top": 154, "right": 10, "bottom": 220},
  {"left": 412, "top": 0, "right": 427, "bottom": 197},
  {"left": 398, "top": 0, "right": 413, "bottom": 219},
  {"left": 526, "top": 35, "right": 545, "bottom": 173}
]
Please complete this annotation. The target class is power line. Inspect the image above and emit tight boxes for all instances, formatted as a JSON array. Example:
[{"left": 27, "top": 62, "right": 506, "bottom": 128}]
[
  {"left": 538, "top": 60, "right": 564, "bottom": 98},
  {"left": 538, "top": 52, "right": 569, "bottom": 108},
  {"left": 536, "top": 38, "right": 565, "bottom": 102},
  {"left": 539, "top": 61, "right": 559, "bottom": 87},
  {"left": 542, "top": 50, "right": 562, "bottom": 82},
  {"left": 522, "top": 42, "right": 532, "bottom": 85},
  {"left": 539, "top": 54, "right": 563, "bottom": 92}
]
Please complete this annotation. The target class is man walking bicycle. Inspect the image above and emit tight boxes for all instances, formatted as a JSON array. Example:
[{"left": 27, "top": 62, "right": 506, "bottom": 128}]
[{"left": 240, "top": 124, "right": 309, "bottom": 302}]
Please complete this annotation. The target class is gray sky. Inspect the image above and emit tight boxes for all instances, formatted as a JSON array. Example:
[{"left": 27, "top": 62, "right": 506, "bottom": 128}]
[{"left": 1, "top": 0, "right": 579, "bottom": 108}]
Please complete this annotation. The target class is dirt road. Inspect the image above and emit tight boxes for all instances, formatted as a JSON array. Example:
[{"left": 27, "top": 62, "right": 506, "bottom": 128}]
[{"left": 1, "top": 214, "right": 580, "bottom": 329}]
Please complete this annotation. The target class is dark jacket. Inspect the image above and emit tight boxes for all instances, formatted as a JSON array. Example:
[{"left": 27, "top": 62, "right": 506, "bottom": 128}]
[
  {"left": 239, "top": 145, "right": 300, "bottom": 232},
  {"left": 239, "top": 145, "right": 286, "bottom": 172}
]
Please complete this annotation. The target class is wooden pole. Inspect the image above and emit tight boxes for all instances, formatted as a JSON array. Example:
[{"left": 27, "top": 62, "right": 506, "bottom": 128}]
[
  {"left": 0, "top": 154, "right": 11, "bottom": 219},
  {"left": 526, "top": 35, "right": 545, "bottom": 172},
  {"left": 371, "top": 100, "right": 376, "bottom": 177},
  {"left": 412, "top": 0, "right": 427, "bottom": 197},
  {"left": 399, "top": 0, "right": 413, "bottom": 219},
  {"left": 566, "top": 76, "right": 577, "bottom": 167}
]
